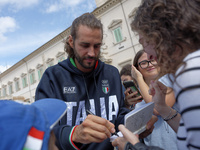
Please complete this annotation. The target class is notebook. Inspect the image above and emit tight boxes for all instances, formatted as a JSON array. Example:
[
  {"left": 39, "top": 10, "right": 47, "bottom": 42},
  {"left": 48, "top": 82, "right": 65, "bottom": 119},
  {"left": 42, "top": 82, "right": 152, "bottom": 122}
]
[
  {"left": 110, "top": 102, "right": 154, "bottom": 142},
  {"left": 124, "top": 102, "right": 154, "bottom": 134}
]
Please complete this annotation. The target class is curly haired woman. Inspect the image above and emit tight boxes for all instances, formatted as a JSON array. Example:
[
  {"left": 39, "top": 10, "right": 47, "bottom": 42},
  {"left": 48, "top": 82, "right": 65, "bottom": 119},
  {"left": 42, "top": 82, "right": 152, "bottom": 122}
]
[{"left": 112, "top": 0, "right": 200, "bottom": 149}]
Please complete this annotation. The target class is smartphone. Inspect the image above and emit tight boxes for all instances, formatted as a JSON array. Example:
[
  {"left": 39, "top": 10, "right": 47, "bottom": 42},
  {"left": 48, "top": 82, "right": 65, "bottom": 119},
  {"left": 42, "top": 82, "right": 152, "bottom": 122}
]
[{"left": 123, "top": 80, "right": 143, "bottom": 100}]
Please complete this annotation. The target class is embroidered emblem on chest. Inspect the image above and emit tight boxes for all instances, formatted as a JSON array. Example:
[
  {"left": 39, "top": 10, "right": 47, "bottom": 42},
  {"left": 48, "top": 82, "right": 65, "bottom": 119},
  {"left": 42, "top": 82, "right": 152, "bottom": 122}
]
[{"left": 102, "top": 80, "right": 109, "bottom": 94}]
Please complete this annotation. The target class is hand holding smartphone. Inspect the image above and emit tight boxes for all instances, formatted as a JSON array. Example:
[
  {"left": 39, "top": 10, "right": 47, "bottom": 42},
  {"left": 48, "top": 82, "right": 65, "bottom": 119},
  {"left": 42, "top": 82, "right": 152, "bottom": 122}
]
[{"left": 123, "top": 80, "right": 143, "bottom": 101}]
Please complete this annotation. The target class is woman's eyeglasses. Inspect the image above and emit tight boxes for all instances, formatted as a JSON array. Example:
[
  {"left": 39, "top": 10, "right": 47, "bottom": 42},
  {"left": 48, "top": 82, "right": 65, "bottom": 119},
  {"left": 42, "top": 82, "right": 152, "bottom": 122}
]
[{"left": 138, "top": 59, "right": 157, "bottom": 69}]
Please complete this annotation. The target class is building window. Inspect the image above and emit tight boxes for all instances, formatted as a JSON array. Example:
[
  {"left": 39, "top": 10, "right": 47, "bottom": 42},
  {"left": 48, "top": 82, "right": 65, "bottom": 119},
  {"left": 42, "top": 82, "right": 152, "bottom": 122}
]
[
  {"left": 2, "top": 86, "right": 7, "bottom": 97},
  {"left": 29, "top": 69, "right": 36, "bottom": 85},
  {"left": 56, "top": 52, "right": 65, "bottom": 63},
  {"left": 22, "top": 77, "right": 27, "bottom": 88},
  {"left": 21, "top": 73, "right": 28, "bottom": 88},
  {"left": 36, "top": 64, "right": 44, "bottom": 80},
  {"left": 30, "top": 72, "right": 35, "bottom": 84},
  {"left": 48, "top": 62, "right": 54, "bottom": 67},
  {"left": 38, "top": 68, "right": 44, "bottom": 80},
  {"left": 57, "top": 56, "right": 65, "bottom": 62},
  {"left": 37, "top": 64, "right": 44, "bottom": 81},
  {"left": 14, "top": 77, "right": 20, "bottom": 92},
  {"left": 8, "top": 82, "right": 13, "bottom": 95},
  {"left": 15, "top": 80, "right": 20, "bottom": 91},
  {"left": 46, "top": 58, "right": 54, "bottom": 68},
  {"left": 108, "top": 19, "right": 125, "bottom": 45},
  {"left": 113, "top": 27, "right": 123, "bottom": 43}
]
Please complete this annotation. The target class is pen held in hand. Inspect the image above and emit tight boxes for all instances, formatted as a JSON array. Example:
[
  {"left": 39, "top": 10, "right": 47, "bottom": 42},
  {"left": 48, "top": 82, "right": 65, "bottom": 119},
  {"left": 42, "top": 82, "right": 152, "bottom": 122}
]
[
  {"left": 86, "top": 109, "right": 119, "bottom": 137},
  {"left": 86, "top": 109, "right": 95, "bottom": 115}
]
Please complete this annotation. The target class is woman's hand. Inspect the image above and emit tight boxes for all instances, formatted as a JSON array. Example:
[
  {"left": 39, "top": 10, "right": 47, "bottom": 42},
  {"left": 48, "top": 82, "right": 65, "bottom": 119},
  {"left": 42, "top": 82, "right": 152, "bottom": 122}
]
[
  {"left": 131, "top": 65, "right": 143, "bottom": 80},
  {"left": 149, "top": 80, "right": 168, "bottom": 113},
  {"left": 112, "top": 125, "right": 140, "bottom": 150},
  {"left": 112, "top": 116, "right": 158, "bottom": 150},
  {"left": 124, "top": 88, "right": 142, "bottom": 108}
]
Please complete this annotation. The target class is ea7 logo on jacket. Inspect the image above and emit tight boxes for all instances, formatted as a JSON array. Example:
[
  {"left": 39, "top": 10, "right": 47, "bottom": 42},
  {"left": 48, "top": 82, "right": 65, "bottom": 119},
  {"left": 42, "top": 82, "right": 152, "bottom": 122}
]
[
  {"left": 63, "top": 87, "right": 76, "bottom": 94},
  {"left": 102, "top": 80, "right": 109, "bottom": 94}
]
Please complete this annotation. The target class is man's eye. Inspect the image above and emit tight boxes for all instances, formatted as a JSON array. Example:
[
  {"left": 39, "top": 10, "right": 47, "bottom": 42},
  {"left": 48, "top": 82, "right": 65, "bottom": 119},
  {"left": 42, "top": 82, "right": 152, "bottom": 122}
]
[
  {"left": 82, "top": 45, "right": 89, "bottom": 48},
  {"left": 94, "top": 45, "right": 101, "bottom": 49}
]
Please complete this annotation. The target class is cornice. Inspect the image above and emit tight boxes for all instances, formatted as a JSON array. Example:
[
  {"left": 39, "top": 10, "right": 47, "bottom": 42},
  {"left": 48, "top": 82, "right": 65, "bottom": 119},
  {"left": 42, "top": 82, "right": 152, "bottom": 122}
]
[
  {"left": 46, "top": 58, "right": 54, "bottom": 63},
  {"left": 36, "top": 28, "right": 70, "bottom": 54},
  {"left": 25, "top": 27, "right": 70, "bottom": 61},
  {"left": 0, "top": 0, "right": 121, "bottom": 78},
  {"left": 36, "top": 64, "right": 43, "bottom": 69},
  {"left": 128, "top": 8, "right": 138, "bottom": 18},
  {"left": 21, "top": 73, "right": 27, "bottom": 77},
  {"left": 93, "top": 0, "right": 120, "bottom": 17},
  {"left": 28, "top": 69, "right": 35, "bottom": 73},
  {"left": 8, "top": 81, "right": 13, "bottom": 84},
  {"left": 0, "top": 27, "right": 71, "bottom": 78},
  {"left": 56, "top": 51, "right": 65, "bottom": 57},
  {"left": 108, "top": 19, "right": 122, "bottom": 29},
  {"left": 14, "top": 77, "right": 19, "bottom": 81}
]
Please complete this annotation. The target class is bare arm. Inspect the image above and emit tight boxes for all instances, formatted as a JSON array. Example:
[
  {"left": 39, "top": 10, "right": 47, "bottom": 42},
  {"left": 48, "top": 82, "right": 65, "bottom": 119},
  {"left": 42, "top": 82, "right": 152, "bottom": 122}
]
[
  {"left": 131, "top": 65, "right": 176, "bottom": 108},
  {"left": 165, "top": 87, "right": 175, "bottom": 107},
  {"left": 149, "top": 80, "right": 180, "bottom": 132}
]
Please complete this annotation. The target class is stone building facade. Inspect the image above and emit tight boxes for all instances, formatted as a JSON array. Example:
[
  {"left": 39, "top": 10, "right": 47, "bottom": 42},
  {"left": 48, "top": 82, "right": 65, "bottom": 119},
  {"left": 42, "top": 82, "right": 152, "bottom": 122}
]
[{"left": 0, "top": 0, "right": 142, "bottom": 102}]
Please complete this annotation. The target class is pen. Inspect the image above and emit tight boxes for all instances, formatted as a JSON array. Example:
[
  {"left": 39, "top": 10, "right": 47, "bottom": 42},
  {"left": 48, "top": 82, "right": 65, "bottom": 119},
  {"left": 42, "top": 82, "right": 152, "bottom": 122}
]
[{"left": 86, "top": 109, "right": 119, "bottom": 137}]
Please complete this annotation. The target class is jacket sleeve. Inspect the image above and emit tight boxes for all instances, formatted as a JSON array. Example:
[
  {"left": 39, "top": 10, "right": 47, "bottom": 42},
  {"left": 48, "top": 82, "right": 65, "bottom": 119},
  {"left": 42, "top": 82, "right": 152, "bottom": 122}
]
[
  {"left": 124, "top": 142, "right": 164, "bottom": 150},
  {"left": 115, "top": 82, "right": 130, "bottom": 130},
  {"left": 53, "top": 125, "right": 82, "bottom": 150},
  {"left": 35, "top": 69, "right": 56, "bottom": 100},
  {"left": 35, "top": 70, "right": 82, "bottom": 150}
]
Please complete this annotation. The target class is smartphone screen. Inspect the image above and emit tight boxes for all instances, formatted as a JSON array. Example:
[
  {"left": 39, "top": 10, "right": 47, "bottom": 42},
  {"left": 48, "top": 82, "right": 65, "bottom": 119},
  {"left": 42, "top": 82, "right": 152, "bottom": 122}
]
[{"left": 123, "top": 80, "right": 143, "bottom": 100}]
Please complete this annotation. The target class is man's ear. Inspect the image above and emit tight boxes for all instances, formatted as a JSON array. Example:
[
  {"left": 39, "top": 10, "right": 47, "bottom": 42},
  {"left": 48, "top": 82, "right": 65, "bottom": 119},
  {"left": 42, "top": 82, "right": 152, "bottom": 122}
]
[{"left": 68, "top": 35, "right": 74, "bottom": 48}]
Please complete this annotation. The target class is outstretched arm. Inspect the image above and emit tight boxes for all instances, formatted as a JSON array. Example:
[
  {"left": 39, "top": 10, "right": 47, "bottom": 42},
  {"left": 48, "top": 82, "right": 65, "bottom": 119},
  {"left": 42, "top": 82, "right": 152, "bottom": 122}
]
[
  {"left": 149, "top": 80, "right": 181, "bottom": 132},
  {"left": 112, "top": 124, "right": 163, "bottom": 150},
  {"left": 131, "top": 65, "right": 176, "bottom": 108}
]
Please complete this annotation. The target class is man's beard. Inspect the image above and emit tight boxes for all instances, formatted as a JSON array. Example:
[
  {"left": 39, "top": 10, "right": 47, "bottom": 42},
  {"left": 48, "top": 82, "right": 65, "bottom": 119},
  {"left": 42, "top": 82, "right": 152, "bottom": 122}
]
[{"left": 74, "top": 48, "right": 100, "bottom": 69}]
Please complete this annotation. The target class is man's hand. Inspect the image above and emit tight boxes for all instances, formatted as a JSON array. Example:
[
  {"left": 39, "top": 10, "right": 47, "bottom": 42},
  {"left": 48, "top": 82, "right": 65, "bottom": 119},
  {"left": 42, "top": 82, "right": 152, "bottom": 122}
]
[
  {"left": 139, "top": 115, "right": 158, "bottom": 139},
  {"left": 72, "top": 115, "right": 115, "bottom": 144}
]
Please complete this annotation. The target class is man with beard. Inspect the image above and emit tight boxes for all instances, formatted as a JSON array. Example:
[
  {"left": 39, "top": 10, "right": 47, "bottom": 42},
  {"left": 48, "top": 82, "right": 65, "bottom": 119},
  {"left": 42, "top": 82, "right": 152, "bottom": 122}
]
[{"left": 35, "top": 13, "right": 129, "bottom": 150}]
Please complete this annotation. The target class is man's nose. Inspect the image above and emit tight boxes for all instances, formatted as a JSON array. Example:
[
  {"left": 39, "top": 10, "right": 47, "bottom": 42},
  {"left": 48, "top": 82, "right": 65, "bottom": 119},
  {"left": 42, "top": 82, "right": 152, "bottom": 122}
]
[{"left": 88, "top": 46, "right": 95, "bottom": 57}]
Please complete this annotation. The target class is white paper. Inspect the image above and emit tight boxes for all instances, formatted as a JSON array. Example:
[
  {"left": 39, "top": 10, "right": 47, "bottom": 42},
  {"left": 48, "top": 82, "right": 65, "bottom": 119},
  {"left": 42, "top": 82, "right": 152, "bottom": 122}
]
[{"left": 110, "top": 102, "right": 154, "bottom": 142}]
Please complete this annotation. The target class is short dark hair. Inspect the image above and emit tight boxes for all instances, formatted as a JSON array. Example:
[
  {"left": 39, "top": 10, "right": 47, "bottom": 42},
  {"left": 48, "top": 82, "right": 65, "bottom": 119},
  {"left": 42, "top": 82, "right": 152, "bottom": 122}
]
[
  {"left": 64, "top": 13, "right": 103, "bottom": 58},
  {"left": 120, "top": 64, "right": 132, "bottom": 77}
]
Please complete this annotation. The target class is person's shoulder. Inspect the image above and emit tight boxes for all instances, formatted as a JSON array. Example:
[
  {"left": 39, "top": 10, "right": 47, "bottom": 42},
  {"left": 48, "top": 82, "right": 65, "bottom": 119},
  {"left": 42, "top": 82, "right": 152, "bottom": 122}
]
[
  {"left": 158, "top": 74, "right": 174, "bottom": 87},
  {"left": 184, "top": 49, "right": 200, "bottom": 62},
  {"left": 47, "top": 59, "right": 69, "bottom": 71},
  {"left": 103, "top": 63, "right": 118, "bottom": 70},
  {"left": 97, "top": 60, "right": 119, "bottom": 75},
  {"left": 45, "top": 64, "right": 60, "bottom": 72},
  {"left": 104, "top": 64, "right": 119, "bottom": 75}
]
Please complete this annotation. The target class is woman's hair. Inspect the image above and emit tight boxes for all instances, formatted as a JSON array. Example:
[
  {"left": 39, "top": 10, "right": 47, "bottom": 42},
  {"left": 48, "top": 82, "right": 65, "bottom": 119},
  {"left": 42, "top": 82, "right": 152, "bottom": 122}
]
[
  {"left": 131, "top": 50, "right": 145, "bottom": 86},
  {"left": 64, "top": 13, "right": 103, "bottom": 58},
  {"left": 133, "top": 50, "right": 145, "bottom": 70},
  {"left": 131, "top": 0, "right": 200, "bottom": 76}
]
